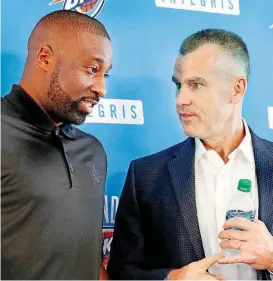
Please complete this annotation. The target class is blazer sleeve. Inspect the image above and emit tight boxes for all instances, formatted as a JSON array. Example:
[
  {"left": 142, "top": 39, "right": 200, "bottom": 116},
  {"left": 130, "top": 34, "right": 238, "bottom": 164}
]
[{"left": 107, "top": 160, "right": 173, "bottom": 280}]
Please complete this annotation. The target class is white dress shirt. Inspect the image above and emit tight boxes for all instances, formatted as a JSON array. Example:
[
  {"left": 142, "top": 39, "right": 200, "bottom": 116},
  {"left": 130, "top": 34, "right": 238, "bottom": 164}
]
[{"left": 195, "top": 120, "right": 259, "bottom": 280}]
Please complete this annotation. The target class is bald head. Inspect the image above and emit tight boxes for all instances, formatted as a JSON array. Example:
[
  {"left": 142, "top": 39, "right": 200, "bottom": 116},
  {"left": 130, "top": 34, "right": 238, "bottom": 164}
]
[
  {"left": 27, "top": 10, "right": 110, "bottom": 56},
  {"left": 20, "top": 10, "right": 112, "bottom": 126}
]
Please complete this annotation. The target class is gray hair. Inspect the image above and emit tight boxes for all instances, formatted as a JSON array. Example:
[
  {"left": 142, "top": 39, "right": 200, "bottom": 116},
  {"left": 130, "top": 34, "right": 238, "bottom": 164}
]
[{"left": 179, "top": 29, "right": 250, "bottom": 80}]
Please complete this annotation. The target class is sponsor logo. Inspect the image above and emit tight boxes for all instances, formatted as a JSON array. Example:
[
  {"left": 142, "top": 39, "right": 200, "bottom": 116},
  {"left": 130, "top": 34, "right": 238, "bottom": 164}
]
[
  {"left": 268, "top": 106, "right": 273, "bottom": 129},
  {"left": 155, "top": 0, "right": 240, "bottom": 15},
  {"left": 49, "top": 0, "right": 106, "bottom": 18},
  {"left": 85, "top": 99, "right": 144, "bottom": 125},
  {"left": 102, "top": 228, "right": 114, "bottom": 268},
  {"left": 86, "top": 162, "right": 101, "bottom": 184},
  {"left": 104, "top": 195, "right": 119, "bottom": 226}
]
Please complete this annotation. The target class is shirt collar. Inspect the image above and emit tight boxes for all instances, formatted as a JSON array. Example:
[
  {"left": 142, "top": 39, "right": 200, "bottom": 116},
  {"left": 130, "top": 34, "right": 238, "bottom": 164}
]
[
  {"left": 4, "top": 84, "right": 77, "bottom": 139},
  {"left": 195, "top": 119, "right": 254, "bottom": 165},
  {"left": 195, "top": 137, "right": 207, "bottom": 163},
  {"left": 230, "top": 119, "right": 254, "bottom": 165}
]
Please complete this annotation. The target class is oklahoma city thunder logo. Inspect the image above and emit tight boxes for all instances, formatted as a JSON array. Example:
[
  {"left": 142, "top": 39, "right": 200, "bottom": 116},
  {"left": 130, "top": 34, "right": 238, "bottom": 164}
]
[{"left": 49, "top": 0, "right": 106, "bottom": 18}]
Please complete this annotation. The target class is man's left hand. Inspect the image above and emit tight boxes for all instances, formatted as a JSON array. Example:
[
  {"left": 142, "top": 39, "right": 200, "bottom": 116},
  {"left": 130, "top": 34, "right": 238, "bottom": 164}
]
[{"left": 218, "top": 217, "right": 273, "bottom": 271}]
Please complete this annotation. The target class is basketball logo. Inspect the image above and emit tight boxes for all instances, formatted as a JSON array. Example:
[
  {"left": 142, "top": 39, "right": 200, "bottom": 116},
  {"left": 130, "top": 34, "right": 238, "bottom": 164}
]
[{"left": 49, "top": 0, "right": 106, "bottom": 18}]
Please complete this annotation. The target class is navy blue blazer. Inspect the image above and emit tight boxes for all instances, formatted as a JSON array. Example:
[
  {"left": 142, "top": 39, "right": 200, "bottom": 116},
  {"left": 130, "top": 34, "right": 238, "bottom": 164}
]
[{"left": 108, "top": 131, "right": 273, "bottom": 280}]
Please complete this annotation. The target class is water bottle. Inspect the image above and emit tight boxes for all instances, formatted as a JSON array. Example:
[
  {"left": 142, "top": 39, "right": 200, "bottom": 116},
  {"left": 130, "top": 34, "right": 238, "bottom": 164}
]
[
  {"left": 225, "top": 179, "right": 256, "bottom": 253},
  {"left": 222, "top": 179, "right": 256, "bottom": 279}
]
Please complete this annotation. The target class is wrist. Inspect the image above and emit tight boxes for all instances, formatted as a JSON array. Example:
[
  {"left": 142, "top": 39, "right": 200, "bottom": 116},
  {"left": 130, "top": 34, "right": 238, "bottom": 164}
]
[
  {"left": 167, "top": 269, "right": 180, "bottom": 280},
  {"left": 268, "top": 253, "right": 273, "bottom": 272},
  {"left": 269, "top": 261, "right": 273, "bottom": 273}
]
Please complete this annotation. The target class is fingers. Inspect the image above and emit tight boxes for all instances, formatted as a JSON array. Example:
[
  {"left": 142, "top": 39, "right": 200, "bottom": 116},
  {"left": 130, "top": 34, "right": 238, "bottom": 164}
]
[
  {"left": 214, "top": 275, "right": 226, "bottom": 281},
  {"left": 218, "top": 229, "right": 248, "bottom": 241},
  {"left": 197, "top": 253, "right": 225, "bottom": 270},
  {"left": 217, "top": 254, "right": 256, "bottom": 265},
  {"left": 219, "top": 239, "right": 247, "bottom": 250},
  {"left": 223, "top": 217, "right": 253, "bottom": 231},
  {"left": 207, "top": 273, "right": 226, "bottom": 281},
  {"left": 199, "top": 274, "right": 225, "bottom": 280}
]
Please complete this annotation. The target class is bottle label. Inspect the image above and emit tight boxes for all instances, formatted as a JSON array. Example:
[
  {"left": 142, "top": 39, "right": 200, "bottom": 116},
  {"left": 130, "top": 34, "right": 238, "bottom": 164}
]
[{"left": 226, "top": 209, "right": 256, "bottom": 230}]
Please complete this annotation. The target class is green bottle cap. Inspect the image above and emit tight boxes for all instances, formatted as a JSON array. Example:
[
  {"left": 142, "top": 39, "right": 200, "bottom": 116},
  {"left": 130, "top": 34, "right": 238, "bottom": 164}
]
[{"left": 237, "top": 179, "right": 252, "bottom": 192}]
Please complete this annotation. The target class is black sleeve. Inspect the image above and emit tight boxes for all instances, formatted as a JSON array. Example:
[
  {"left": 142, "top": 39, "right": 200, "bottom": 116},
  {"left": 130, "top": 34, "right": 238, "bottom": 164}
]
[{"left": 107, "top": 161, "right": 173, "bottom": 280}]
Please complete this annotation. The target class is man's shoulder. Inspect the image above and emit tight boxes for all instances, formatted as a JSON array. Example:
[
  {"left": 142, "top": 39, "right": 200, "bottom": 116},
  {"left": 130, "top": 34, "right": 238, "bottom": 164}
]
[
  {"left": 70, "top": 126, "right": 106, "bottom": 153},
  {"left": 251, "top": 130, "right": 273, "bottom": 153},
  {"left": 1, "top": 96, "right": 24, "bottom": 130},
  {"left": 1, "top": 95, "right": 17, "bottom": 116},
  {"left": 259, "top": 137, "right": 273, "bottom": 150},
  {"left": 133, "top": 137, "right": 193, "bottom": 166}
]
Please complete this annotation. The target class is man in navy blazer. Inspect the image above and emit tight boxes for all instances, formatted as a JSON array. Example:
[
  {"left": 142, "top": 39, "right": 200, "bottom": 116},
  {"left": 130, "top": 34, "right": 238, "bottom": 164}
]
[{"left": 107, "top": 29, "right": 273, "bottom": 280}]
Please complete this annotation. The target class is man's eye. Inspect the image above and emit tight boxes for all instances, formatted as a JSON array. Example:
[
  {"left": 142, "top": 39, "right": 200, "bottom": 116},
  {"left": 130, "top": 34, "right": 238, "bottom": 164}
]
[
  {"left": 191, "top": 83, "right": 202, "bottom": 90},
  {"left": 87, "top": 66, "right": 98, "bottom": 74}
]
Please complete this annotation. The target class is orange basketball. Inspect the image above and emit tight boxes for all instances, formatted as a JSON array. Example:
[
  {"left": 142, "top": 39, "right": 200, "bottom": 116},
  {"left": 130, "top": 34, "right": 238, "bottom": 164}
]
[{"left": 80, "top": 0, "right": 97, "bottom": 12}]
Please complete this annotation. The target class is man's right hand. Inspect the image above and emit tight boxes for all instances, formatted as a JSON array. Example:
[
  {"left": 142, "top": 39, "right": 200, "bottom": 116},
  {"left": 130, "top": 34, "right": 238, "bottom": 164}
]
[{"left": 167, "top": 253, "right": 225, "bottom": 280}]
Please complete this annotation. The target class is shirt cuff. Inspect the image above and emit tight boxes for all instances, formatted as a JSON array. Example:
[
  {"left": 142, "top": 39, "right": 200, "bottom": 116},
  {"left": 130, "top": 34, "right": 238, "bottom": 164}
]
[
  {"left": 268, "top": 269, "right": 273, "bottom": 279},
  {"left": 164, "top": 271, "right": 172, "bottom": 280}
]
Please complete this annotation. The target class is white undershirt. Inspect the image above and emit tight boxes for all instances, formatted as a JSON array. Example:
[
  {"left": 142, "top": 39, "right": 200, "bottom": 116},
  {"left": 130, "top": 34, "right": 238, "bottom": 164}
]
[{"left": 195, "top": 120, "right": 259, "bottom": 280}]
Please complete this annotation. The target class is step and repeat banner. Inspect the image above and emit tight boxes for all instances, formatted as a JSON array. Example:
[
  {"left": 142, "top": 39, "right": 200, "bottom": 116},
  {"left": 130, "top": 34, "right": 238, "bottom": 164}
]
[{"left": 2, "top": 0, "right": 273, "bottom": 268}]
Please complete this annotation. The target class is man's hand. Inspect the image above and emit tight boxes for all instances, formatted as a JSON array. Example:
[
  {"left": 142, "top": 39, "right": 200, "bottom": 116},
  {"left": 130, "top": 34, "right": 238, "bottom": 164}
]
[
  {"left": 218, "top": 217, "right": 273, "bottom": 271},
  {"left": 167, "top": 253, "right": 225, "bottom": 280}
]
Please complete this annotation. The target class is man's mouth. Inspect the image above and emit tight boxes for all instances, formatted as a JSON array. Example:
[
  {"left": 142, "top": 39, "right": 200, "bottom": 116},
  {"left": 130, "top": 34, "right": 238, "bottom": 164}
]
[
  {"left": 79, "top": 97, "right": 99, "bottom": 114},
  {"left": 179, "top": 113, "right": 197, "bottom": 120}
]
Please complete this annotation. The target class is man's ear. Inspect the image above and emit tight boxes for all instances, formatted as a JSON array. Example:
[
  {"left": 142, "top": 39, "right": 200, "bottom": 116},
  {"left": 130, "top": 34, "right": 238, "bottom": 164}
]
[
  {"left": 36, "top": 45, "right": 54, "bottom": 71},
  {"left": 231, "top": 76, "right": 247, "bottom": 104}
]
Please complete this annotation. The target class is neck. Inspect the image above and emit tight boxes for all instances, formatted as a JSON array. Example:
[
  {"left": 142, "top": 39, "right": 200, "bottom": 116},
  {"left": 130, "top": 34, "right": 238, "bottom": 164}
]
[
  {"left": 19, "top": 79, "right": 40, "bottom": 105},
  {"left": 201, "top": 118, "right": 245, "bottom": 163},
  {"left": 19, "top": 78, "right": 62, "bottom": 128}
]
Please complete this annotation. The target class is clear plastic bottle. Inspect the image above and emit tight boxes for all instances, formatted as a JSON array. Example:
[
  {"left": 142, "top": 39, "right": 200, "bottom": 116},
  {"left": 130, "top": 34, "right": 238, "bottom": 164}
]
[{"left": 221, "top": 179, "right": 256, "bottom": 280}]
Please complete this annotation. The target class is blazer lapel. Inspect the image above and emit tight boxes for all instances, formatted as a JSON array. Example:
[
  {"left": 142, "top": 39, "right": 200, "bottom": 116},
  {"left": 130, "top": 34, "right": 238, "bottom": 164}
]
[
  {"left": 167, "top": 131, "right": 272, "bottom": 278},
  {"left": 168, "top": 138, "right": 205, "bottom": 261},
  {"left": 251, "top": 130, "right": 273, "bottom": 280},
  {"left": 251, "top": 131, "right": 273, "bottom": 233}
]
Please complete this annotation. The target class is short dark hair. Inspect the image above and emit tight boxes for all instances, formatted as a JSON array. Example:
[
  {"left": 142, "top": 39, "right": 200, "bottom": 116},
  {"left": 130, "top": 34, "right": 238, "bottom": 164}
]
[
  {"left": 28, "top": 10, "right": 110, "bottom": 48},
  {"left": 179, "top": 29, "right": 250, "bottom": 80}
]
